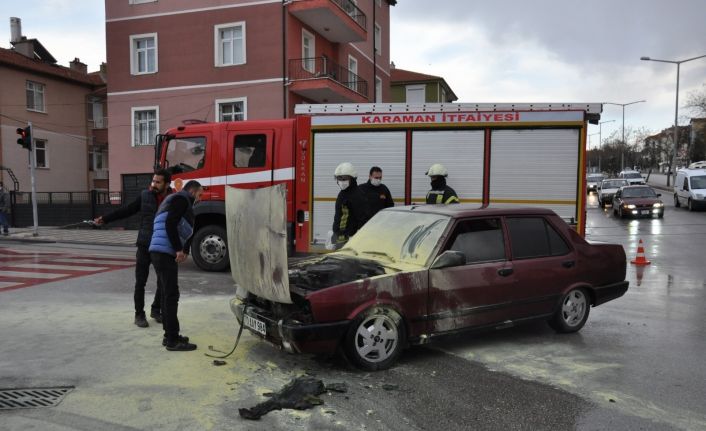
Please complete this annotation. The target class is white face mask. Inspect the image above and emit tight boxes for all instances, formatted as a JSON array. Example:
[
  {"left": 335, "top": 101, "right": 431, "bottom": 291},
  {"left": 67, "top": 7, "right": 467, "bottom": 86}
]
[
  {"left": 370, "top": 178, "right": 382, "bottom": 187},
  {"left": 337, "top": 180, "right": 350, "bottom": 190}
]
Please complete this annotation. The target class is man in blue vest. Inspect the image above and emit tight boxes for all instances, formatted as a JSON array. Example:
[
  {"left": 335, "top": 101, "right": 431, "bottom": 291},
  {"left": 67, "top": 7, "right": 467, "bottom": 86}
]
[
  {"left": 149, "top": 180, "right": 203, "bottom": 351},
  {"left": 95, "top": 169, "right": 173, "bottom": 328}
]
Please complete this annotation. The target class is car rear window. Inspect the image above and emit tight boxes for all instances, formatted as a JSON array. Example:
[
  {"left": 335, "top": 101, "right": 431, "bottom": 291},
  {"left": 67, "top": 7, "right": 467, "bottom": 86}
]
[{"left": 506, "top": 217, "right": 570, "bottom": 259}]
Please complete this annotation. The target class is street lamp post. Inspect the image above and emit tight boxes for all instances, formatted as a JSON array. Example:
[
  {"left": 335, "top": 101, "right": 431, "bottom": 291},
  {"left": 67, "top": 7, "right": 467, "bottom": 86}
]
[
  {"left": 604, "top": 100, "right": 646, "bottom": 171},
  {"left": 641, "top": 54, "right": 706, "bottom": 187},
  {"left": 597, "top": 119, "right": 615, "bottom": 173}
]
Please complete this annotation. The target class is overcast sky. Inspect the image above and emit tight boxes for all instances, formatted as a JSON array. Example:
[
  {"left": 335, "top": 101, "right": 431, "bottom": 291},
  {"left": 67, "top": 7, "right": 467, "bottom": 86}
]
[{"left": 2, "top": 0, "right": 705, "bottom": 145}]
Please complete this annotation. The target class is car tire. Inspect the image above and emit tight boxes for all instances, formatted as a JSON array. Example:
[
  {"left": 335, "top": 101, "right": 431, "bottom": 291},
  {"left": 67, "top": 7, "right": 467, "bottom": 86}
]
[
  {"left": 658, "top": 212, "right": 664, "bottom": 219},
  {"left": 191, "top": 225, "right": 229, "bottom": 272},
  {"left": 549, "top": 288, "right": 590, "bottom": 333},
  {"left": 674, "top": 194, "right": 680, "bottom": 208},
  {"left": 688, "top": 199, "right": 694, "bottom": 212},
  {"left": 344, "top": 306, "right": 406, "bottom": 371}
]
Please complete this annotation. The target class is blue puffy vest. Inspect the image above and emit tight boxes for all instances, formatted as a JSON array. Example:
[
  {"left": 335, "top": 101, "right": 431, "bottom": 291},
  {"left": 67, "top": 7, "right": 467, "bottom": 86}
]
[{"left": 149, "top": 191, "right": 194, "bottom": 256}]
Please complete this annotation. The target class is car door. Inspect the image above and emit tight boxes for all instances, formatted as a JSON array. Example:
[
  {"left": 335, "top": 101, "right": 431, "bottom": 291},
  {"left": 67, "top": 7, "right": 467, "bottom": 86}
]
[
  {"left": 678, "top": 176, "right": 689, "bottom": 206},
  {"left": 503, "top": 216, "right": 577, "bottom": 319},
  {"left": 427, "top": 217, "right": 515, "bottom": 334}
]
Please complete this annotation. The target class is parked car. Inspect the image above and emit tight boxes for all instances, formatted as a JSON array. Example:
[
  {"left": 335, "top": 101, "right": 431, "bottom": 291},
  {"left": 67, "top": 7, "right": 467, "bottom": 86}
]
[
  {"left": 586, "top": 174, "right": 604, "bottom": 193},
  {"left": 674, "top": 168, "right": 706, "bottom": 211},
  {"left": 232, "top": 205, "right": 629, "bottom": 370},
  {"left": 688, "top": 161, "right": 706, "bottom": 169},
  {"left": 612, "top": 185, "right": 664, "bottom": 218},
  {"left": 618, "top": 170, "right": 645, "bottom": 185},
  {"left": 598, "top": 179, "right": 629, "bottom": 207}
]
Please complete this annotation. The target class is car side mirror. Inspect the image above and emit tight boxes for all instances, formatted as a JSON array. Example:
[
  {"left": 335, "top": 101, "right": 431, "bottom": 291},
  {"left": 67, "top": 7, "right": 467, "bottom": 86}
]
[
  {"left": 431, "top": 250, "right": 466, "bottom": 269},
  {"left": 656, "top": 193, "right": 661, "bottom": 197}
]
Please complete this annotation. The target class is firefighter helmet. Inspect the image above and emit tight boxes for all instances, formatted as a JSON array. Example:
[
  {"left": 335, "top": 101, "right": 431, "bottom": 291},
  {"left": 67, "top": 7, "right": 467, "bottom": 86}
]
[
  {"left": 334, "top": 162, "right": 357, "bottom": 178},
  {"left": 426, "top": 163, "right": 448, "bottom": 177}
]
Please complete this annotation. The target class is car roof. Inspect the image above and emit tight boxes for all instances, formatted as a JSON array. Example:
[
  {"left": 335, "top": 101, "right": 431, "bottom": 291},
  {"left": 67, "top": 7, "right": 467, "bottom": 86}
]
[{"left": 387, "top": 204, "right": 556, "bottom": 218}]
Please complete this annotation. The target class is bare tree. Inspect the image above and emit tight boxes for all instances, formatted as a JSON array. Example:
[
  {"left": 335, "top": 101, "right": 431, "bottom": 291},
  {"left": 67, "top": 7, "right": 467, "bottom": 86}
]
[{"left": 685, "top": 84, "right": 706, "bottom": 117}]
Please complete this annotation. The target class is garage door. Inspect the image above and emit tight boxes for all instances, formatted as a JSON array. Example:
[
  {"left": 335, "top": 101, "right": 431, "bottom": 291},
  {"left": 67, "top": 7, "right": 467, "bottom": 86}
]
[{"left": 489, "top": 129, "right": 579, "bottom": 221}]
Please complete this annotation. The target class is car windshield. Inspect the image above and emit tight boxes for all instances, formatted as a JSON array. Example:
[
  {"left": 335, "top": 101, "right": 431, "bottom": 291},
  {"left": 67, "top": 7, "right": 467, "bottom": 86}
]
[
  {"left": 690, "top": 175, "right": 706, "bottom": 189},
  {"left": 587, "top": 175, "right": 603, "bottom": 181},
  {"left": 602, "top": 180, "right": 627, "bottom": 189},
  {"left": 341, "top": 210, "right": 451, "bottom": 267},
  {"left": 622, "top": 187, "right": 657, "bottom": 198},
  {"left": 623, "top": 172, "right": 642, "bottom": 179}
]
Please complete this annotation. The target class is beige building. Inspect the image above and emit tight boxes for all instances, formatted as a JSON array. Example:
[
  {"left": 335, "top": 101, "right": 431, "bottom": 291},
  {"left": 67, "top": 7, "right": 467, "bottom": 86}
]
[{"left": 0, "top": 18, "right": 107, "bottom": 192}]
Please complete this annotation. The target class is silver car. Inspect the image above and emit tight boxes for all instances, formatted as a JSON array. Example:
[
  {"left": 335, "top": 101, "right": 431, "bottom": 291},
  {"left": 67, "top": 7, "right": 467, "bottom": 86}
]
[{"left": 598, "top": 179, "right": 629, "bottom": 208}]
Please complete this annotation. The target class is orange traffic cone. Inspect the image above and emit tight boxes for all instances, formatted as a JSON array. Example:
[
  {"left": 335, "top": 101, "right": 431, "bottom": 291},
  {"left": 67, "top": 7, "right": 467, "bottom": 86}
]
[
  {"left": 635, "top": 264, "right": 645, "bottom": 286},
  {"left": 630, "top": 239, "right": 651, "bottom": 265}
]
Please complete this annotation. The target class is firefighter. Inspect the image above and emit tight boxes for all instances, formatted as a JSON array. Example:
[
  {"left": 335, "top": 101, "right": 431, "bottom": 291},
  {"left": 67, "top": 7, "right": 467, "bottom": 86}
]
[
  {"left": 331, "top": 162, "right": 369, "bottom": 247},
  {"left": 358, "top": 166, "right": 394, "bottom": 218},
  {"left": 425, "top": 163, "right": 460, "bottom": 204}
]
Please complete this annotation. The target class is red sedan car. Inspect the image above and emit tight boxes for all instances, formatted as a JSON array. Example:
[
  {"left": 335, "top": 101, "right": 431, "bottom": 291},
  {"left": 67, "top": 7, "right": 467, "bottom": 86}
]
[{"left": 232, "top": 205, "right": 628, "bottom": 370}]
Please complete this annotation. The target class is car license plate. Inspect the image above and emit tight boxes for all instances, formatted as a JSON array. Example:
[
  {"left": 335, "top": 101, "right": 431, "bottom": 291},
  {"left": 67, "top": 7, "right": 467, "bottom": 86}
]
[
  {"left": 641, "top": 210, "right": 650, "bottom": 215},
  {"left": 244, "top": 314, "right": 266, "bottom": 336}
]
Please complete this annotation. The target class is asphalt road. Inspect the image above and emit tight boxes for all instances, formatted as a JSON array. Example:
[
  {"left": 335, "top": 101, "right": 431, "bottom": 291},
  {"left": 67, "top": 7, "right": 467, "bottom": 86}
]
[{"left": 0, "top": 198, "right": 705, "bottom": 430}]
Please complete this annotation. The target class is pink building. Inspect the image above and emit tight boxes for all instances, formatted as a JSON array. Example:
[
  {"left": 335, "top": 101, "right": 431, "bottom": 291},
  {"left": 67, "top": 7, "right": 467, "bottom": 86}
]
[
  {"left": 105, "top": 0, "right": 395, "bottom": 191},
  {"left": 0, "top": 19, "right": 107, "bottom": 192}
]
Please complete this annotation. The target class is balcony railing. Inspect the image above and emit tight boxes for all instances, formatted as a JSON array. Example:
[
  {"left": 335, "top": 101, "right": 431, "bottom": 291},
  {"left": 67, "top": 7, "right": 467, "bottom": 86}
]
[
  {"left": 92, "top": 117, "right": 108, "bottom": 129},
  {"left": 289, "top": 57, "right": 368, "bottom": 98},
  {"left": 332, "top": 0, "right": 366, "bottom": 29}
]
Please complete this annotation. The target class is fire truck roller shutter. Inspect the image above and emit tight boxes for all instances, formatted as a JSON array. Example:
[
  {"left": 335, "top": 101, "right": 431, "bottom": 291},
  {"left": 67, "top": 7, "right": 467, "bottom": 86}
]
[
  {"left": 311, "top": 131, "right": 406, "bottom": 246},
  {"left": 410, "top": 130, "right": 485, "bottom": 204},
  {"left": 489, "top": 129, "right": 580, "bottom": 222}
]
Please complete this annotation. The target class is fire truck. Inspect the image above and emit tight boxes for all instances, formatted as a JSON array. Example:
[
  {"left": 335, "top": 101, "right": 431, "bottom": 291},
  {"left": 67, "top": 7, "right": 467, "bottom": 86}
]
[{"left": 154, "top": 103, "right": 602, "bottom": 271}]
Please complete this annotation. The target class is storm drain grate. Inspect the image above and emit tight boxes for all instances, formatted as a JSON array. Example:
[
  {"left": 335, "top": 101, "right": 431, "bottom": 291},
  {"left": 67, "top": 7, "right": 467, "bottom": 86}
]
[{"left": 0, "top": 386, "right": 74, "bottom": 410}]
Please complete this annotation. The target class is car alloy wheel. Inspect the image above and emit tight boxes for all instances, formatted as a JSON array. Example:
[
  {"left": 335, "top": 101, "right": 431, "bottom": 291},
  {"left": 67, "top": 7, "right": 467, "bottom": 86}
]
[
  {"left": 549, "top": 288, "right": 590, "bottom": 333},
  {"left": 345, "top": 307, "right": 405, "bottom": 371}
]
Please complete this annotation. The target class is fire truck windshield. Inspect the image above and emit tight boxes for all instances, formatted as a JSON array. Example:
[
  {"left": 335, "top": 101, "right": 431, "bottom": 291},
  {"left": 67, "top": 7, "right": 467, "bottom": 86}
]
[{"left": 164, "top": 136, "right": 206, "bottom": 174}]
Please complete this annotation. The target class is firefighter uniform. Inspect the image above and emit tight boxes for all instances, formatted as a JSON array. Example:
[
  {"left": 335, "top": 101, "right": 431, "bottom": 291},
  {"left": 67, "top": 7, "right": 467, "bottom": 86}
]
[{"left": 426, "top": 184, "right": 460, "bottom": 204}]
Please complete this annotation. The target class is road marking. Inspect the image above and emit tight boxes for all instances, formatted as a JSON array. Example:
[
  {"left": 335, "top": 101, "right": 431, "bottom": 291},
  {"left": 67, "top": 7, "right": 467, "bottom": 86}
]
[
  {"left": 0, "top": 271, "right": 67, "bottom": 279},
  {"left": 7, "top": 263, "right": 111, "bottom": 272},
  {"left": 48, "top": 259, "right": 134, "bottom": 266},
  {"left": 0, "top": 281, "right": 21, "bottom": 289}
]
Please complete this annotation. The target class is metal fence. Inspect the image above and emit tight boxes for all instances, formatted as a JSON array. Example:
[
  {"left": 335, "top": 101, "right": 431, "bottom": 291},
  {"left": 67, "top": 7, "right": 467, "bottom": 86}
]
[{"left": 9, "top": 190, "right": 139, "bottom": 229}]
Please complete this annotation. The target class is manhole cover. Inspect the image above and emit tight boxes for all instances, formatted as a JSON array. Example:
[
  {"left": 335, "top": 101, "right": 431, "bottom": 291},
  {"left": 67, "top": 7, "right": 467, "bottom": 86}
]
[{"left": 0, "top": 386, "right": 74, "bottom": 410}]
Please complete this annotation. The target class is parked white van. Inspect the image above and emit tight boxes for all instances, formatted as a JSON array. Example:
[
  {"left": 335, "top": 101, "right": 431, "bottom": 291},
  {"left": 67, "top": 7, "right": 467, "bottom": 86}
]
[{"left": 674, "top": 168, "right": 706, "bottom": 211}]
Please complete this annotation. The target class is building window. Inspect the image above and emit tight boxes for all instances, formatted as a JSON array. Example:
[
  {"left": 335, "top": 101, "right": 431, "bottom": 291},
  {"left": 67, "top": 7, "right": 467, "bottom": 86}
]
[
  {"left": 215, "top": 22, "right": 246, "bottom": 67},
  {"left": 374, "top": 23, "right": 381, "bottom": 55},
  {"left": 348, "top": 55, "right": 358, "bottom": 92},
  {"left": 441, "top": 87, "right": 447, "bottom": 103},
  {"left": 375, "top": 76, "right": 382, "bottom": 102},
  {"left": 26, "top": 81, "right": 45, "bottom": 112},
  {"left": 130, "top": 33, "right": 158, "bottom": 74},
  {"left": 406, "top": 84, "right": 425, "bottom": 103},
  {"left": 376, "top": 0, "right": 382, "bottom": 6},
  {"left": 89, "top": 147, "right": 109, "bottom": 171},
  {"left": 234, "top": 134, "right": 267, "bottom": 168},
  {"left": 31, "top": 139, "right": 48, "bottom": 168},
  {"left": 216, "top": 98, "right": 247, "bottom": 122},
  {"left": 302, "top": 29, "right": 315, "bottom": 73},
  {"left": 129, "top": 0, "right": 157, "bottom": 4},
  {"left": 131, "top": 106, "right": 159, "bottom": 147}
]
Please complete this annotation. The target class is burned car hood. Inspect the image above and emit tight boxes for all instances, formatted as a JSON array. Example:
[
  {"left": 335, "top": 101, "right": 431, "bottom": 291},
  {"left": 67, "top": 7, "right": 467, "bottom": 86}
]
[
  {"left": 288, "top": 255, "right": 386, "bottom": 292},
  {"left": 227, "top": 184, "right": 291, "bottom": 304}
]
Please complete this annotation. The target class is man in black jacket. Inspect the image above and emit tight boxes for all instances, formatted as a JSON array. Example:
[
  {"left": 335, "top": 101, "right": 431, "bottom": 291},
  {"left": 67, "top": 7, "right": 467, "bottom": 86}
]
[
  {"left": 94, "top": 169, "right": 173, "bottom": 328},
  {"left": 332, "top": 162, "right": 370, "bottom": 248},
  {"left": 358, "top": 166, "right": 394, "bottom": 218}
]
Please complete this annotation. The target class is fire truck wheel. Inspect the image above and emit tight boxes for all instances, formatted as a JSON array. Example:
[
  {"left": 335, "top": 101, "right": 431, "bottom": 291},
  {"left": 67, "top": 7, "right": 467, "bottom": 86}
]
[{"left": 191, "top": 225, "right": 229, "bottom": 272}]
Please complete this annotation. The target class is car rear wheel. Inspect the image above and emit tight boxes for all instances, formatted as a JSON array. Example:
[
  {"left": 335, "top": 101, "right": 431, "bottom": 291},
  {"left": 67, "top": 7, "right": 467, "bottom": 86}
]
[
  {"left": 674, "top": 194, "right": 680, "bottom": 208},
  {"left": 191, "top": 225, "right": 229, "bottom": 272},
  {"left": 549, "top": 288, "right": 590, "bottom": 333},
  {"left": 344, "top": 307, "right": 405, "bottom": 371}
]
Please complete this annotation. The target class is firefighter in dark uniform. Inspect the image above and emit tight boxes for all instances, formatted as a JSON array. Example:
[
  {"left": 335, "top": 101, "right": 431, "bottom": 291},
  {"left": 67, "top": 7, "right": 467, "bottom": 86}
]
[
  {"left": 425, "top": 163, "right": 460, "bottom": 204},
  {"left": 331, "top": 162, "right": 369, "bottom": 247},
  {"left": 359, "top": 166, "right": 394, "bottom": 218}
]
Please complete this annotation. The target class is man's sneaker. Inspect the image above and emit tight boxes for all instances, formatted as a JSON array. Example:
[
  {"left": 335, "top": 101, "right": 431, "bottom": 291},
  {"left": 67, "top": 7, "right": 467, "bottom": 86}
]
[
  {"left": 162, "top": 335, "right": 189, "bottom": 346},
  {"left": 165, "top": 340, "right": 197, "bottom": 351},
  {"left": 134, "top": 313, "right": 148, "bottom": 328},
  {"left": 150, "top": 310, "right": 163, "bottom": 323}
]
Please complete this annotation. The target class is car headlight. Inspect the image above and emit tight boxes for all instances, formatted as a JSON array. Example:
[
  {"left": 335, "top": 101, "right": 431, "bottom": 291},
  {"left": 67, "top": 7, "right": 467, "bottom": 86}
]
[
  {"left": 696, "top": 194, "right": 704, "bottom": 200},
  {"left": 653, "top": 202, "right": 664, "bottom": 208},
  {"left": 625, "top": 204, "right": 636, "bottom": 209}
]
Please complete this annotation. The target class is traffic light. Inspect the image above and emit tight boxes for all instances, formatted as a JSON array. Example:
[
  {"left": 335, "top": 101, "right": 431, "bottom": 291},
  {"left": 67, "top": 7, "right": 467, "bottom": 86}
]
[{"left": 16, "top": 126, "right": 31, "bottom": 150}]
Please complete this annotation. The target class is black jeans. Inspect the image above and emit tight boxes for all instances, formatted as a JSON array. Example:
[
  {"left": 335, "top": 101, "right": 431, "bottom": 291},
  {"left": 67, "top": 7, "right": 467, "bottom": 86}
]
[
  {"left": 151, "top": 252, "right": 180, "bottom": 343},
  {"left": 135, "top": 245, "right": 162, "bottom": 315}
]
